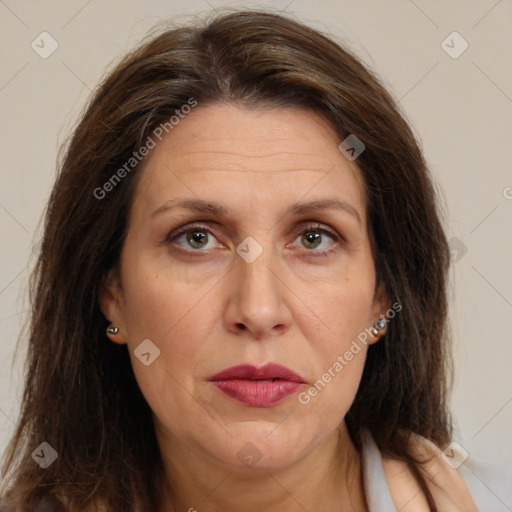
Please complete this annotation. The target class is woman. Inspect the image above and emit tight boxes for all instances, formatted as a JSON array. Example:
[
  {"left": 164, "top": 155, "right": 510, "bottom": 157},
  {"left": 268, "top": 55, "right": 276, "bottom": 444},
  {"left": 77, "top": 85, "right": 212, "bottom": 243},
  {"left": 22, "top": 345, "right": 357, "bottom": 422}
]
[{"left": 1, "top": 9, "right": 510, "bottom": 512}]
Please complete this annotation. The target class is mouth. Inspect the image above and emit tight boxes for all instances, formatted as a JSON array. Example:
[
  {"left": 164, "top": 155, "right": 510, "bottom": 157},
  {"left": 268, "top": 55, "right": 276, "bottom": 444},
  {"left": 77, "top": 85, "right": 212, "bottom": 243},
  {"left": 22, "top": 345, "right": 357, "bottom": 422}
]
[{"left": 208, "top": 363, "right": 306, "bottom": 408}]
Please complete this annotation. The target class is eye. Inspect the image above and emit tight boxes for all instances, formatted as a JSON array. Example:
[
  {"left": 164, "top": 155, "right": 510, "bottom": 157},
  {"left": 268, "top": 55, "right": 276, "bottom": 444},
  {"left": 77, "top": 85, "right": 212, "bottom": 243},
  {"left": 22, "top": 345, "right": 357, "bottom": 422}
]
[
  {"left": 165, "top": 224, "right": 221, "bottom": 251},
  {"left": 290, "top": 224, "right": 340, "bottom": 255}
]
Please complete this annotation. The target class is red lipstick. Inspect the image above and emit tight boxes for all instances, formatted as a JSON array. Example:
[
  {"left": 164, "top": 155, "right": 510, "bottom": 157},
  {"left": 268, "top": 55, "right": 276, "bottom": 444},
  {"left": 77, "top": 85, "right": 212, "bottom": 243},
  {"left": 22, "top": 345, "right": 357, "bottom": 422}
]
[{"left": 208, "top": 363, "right": 306, "bottom": 407}]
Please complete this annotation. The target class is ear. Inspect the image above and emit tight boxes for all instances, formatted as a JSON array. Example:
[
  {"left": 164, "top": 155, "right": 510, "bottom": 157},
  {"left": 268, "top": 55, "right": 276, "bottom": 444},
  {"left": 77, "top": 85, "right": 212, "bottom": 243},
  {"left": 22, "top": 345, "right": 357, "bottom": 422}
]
[
  {"left": 368, "top": 280, "right": 392, "bottom": 346},
  {"left": 98, "top": 266, "right": 127, "bottom": 345}
]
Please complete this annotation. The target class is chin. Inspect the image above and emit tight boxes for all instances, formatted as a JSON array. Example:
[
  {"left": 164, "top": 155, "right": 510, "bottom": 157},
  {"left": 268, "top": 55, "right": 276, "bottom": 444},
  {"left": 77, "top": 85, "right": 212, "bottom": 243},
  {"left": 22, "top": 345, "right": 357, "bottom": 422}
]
[{"left": 209, "top": 422, "right": 322, "bottom": 472}]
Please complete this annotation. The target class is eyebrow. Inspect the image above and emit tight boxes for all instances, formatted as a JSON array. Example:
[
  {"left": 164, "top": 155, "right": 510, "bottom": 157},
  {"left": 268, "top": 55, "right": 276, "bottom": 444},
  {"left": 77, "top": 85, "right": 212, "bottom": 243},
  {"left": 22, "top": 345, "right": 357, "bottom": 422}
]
[{"left": 150, "top": 197, "right": 362, "bottom": 226}]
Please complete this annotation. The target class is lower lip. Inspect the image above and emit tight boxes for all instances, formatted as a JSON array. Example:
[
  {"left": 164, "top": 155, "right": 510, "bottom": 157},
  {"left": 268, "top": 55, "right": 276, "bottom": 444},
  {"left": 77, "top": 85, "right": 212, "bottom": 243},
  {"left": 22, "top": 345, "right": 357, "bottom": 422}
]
[{"left": 211, "top": 379, "right": 304, "bottom": 407}]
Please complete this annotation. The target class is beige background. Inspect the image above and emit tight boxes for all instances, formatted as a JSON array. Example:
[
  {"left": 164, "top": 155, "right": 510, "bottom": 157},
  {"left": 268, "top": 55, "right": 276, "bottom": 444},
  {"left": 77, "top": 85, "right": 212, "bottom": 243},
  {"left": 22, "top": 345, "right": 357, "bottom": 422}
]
[{"left": 1, "top": 0, "right": 511, "bottom": 470}]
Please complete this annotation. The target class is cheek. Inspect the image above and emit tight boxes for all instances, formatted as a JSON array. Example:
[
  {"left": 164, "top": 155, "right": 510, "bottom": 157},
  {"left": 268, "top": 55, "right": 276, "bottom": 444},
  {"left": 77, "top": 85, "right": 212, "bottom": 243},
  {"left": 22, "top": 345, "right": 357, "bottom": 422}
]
[
  {"left": 296, "top": 272, "right": 373, "bottom": 416},
  {"left": 299, "top": 340, "right": 368, "bottom": 432},
  {"left": 123, "top": 286, "right": 211, "bottom": 444},
  {"left": 309, "top": 272, "right": 375, "bottom": 350},
  {"left": 121, "top": 252, "right": 212, "bottom": 346},
  {"left": 119, "top": 253, "right": 220, "bottom": 408}
]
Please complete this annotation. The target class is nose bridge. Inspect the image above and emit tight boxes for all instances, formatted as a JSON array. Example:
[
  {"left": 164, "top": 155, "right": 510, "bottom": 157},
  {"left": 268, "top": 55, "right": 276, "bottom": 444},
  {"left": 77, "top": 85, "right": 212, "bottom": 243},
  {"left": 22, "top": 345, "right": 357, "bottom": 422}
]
[
  {"left": 237, "top": 235, "right": 280, "bottom": 306},
  {"left": 227, "top": 234, "right": 290, "bottom": 338}
]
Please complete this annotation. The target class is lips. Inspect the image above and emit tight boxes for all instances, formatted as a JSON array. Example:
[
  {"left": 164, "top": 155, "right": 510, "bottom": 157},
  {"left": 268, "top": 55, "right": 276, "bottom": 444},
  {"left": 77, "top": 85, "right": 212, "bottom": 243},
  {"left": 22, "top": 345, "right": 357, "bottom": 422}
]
[{"left": 208, "top": 363, "right": 306, "bottom": 407}]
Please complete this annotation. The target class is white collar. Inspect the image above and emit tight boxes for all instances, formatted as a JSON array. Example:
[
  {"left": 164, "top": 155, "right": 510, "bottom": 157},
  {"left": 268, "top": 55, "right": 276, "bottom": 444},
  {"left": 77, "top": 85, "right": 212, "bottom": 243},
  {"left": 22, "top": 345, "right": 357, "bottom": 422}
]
[{"left": 361, "top": 429, "right": 397, "bottom": 511}]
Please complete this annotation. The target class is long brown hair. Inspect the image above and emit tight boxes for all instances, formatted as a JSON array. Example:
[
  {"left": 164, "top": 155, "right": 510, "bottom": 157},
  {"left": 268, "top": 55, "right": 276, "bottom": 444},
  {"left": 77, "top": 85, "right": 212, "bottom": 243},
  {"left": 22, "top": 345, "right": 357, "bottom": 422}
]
[{"left": 1, "top": 9, "right": 452, "bottom": 511}]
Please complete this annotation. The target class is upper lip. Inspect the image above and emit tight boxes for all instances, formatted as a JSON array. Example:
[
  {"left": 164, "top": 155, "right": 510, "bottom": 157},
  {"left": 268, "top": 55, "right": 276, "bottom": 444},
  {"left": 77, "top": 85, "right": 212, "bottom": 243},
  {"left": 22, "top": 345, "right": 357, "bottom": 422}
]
[{"left": 208, "top": 363, "right": 306, "bottom": 383}]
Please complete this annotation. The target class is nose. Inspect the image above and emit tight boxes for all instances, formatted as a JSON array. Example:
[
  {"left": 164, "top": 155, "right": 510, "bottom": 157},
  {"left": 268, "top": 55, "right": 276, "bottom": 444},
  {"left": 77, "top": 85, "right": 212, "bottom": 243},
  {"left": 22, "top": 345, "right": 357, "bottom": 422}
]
[{"left": 223, "top": 243, "right": 293, "bottom": 341}]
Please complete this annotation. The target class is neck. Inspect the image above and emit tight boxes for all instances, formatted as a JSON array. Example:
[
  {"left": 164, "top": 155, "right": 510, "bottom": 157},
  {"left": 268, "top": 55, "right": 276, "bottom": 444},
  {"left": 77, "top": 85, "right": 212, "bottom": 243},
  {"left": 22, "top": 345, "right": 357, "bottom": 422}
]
[{"left": 157, "top": 422, "right": 367, "bottom": 512}]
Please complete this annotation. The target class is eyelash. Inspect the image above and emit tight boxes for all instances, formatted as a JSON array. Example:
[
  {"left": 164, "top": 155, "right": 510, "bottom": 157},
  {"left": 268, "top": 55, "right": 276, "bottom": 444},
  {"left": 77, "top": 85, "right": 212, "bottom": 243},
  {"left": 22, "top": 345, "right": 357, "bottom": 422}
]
[{"left": 164, "top": 222, "right": 343, "bottom": 257}]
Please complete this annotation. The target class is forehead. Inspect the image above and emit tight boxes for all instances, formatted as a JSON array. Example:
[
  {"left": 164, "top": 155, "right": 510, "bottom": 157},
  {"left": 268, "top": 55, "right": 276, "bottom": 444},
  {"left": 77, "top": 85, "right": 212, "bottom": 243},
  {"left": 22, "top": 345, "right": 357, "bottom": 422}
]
[{"left": 133, "top": 103, "right": 366, "bottom": 223}]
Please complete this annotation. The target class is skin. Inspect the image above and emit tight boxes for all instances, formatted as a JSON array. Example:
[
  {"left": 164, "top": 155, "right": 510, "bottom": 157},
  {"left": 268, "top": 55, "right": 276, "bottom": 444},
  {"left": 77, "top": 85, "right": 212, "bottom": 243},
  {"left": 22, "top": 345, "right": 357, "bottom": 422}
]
[{"left": 100, "top": 103, "right": 391, "bottom": 512}]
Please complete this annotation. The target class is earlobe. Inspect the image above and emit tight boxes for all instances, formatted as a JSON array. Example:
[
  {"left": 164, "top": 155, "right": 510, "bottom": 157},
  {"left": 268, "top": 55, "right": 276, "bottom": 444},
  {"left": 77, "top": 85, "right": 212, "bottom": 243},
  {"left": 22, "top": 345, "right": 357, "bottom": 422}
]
[
  {"left": 98, "top": 267, "right": 127, "bottom": 345},
  {"left": 105, "top": 324, "right": 125, "bottom": 345},
  {"left": 368, "top": 281, "right": 392, "bottom": 345},
  {"left": 370, "top": 315, "right": 388, "bottom": 340}
]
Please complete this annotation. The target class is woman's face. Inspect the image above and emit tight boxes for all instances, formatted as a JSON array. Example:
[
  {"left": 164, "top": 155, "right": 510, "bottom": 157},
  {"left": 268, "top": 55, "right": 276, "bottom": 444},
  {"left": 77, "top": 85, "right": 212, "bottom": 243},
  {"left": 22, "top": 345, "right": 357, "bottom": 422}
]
[{"left": 101, "top": 103, "right": 389, "bottom": 471}]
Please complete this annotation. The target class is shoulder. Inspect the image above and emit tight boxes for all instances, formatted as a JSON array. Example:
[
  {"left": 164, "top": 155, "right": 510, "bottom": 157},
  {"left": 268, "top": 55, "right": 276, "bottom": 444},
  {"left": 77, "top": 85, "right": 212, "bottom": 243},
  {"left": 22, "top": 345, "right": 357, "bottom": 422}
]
[
  {"left": 361, "top": 429, "right": 430, "bottom": 511},
  {"left": 379, "top": 456, "right": 430, "bottom": 511},
  {"left": 407, "top": 434, "right": 512, "bottom": 511},
  {"left": 364, "top": 430, "right": 512, "bottom": 511}
]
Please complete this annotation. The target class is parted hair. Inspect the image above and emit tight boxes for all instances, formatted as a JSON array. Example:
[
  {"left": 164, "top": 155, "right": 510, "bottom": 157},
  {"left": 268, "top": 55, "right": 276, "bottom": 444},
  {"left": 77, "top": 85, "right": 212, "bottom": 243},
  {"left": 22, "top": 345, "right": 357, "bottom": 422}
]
[{"left": 1, "top": 9, "right": 452, "bottom": 511}]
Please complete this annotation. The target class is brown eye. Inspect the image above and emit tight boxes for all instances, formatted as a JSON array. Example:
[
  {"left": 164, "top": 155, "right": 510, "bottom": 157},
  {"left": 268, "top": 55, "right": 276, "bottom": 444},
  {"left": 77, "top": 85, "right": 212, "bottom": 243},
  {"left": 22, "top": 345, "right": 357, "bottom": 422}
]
[
  {"left": 185, "top": 229, "right": 209, "bottom": 249},
  {"left": 301, "top": 231, "right": 323, "bottom": 249},
  {"left": 293, "top": 225, "right": 337, "bottom": 253},
  {"left": 165, "top": 224, "right": 220, "bottom": 251}
]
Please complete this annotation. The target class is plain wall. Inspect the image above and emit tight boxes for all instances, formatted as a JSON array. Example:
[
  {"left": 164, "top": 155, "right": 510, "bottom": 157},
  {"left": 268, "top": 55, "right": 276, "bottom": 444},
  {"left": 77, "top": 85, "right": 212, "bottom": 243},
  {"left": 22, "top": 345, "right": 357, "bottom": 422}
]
[{"left": 1, "top": 0, "right": 511, "bottom": 473}]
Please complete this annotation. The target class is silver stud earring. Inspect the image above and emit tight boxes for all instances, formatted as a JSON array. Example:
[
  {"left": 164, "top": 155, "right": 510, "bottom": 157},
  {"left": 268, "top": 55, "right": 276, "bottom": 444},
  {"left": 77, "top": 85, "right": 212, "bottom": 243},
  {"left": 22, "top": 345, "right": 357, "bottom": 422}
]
[
  {"left": 370, "top": 316, "right": 387, "bottom": 338},
  {"left": 106, "top": 326, "right": 119, "bottom": 335}
]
